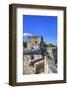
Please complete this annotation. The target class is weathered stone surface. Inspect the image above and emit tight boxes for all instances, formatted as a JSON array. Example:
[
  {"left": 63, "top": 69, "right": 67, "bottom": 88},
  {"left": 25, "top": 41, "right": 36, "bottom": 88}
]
[{"left": 23, "top": 36, "right": 57, "bottom": 75}]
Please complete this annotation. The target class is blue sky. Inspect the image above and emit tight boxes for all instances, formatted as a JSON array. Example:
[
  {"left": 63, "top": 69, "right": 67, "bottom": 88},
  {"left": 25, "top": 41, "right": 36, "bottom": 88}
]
[{"left": 23, "top": 15, "right": 57, "bottom": 45}]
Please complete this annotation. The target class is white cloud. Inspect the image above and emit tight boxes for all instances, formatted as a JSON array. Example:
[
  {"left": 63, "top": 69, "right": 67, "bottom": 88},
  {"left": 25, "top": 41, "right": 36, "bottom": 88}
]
[{"left": 23, "top": 33, "right": 33, "bottom": 36}]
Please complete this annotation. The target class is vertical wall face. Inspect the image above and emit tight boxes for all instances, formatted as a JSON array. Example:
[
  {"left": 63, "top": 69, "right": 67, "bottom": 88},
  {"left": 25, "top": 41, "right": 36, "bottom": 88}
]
[
  {"left": 46, "top": 47, "right": 57, "bottom": 73},
  {"left": 34, "top": 60, "right": 45, "bottom": 74},
  {"left": 44, "top": 57, "right": 49, "bottom": 73},
  {"left": 27, "top": 36, "right": 42, "bottom": 61},
  {"left": 47, "top": 47, "right": 56, "bottom": 66},
  {"left": 52, "top": 48, "right": 57, "bottom": 65},
  {"left": 23, "top": 55, "right": 35, "bottom": 74},
  {"left": 27, "top": 36, "right": 42, "bottom": 50},
  {"left": 23, "top": 36, "right": 43, "bottom": 74}
]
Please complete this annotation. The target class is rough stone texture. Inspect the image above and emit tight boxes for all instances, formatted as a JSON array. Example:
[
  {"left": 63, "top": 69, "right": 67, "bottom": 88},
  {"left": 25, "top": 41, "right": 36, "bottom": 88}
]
[
  {"left": 23, "top": 36, "right": 57, "bottom": 75},
  {"left": 27, "top": 36, "right": 43, "bottom": 50},
  {"left": 34, "top": 60, "right": 45, "bottom": 74},
  {"left": 47, "top": 47, "right": 56, "bottom": 66}
]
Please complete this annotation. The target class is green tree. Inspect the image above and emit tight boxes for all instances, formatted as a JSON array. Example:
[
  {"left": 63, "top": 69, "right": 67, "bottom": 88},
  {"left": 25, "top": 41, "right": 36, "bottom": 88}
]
[
  {"left": 23, "top": 41, "right": 27, "bottom": 48},
  {"left": 42, "top": 41, "right": 47, "bottom": 47},
  {"left": 47, "top": 43, "right": 56, "bottom": 47},
  {"left": 42, "top": 51, "right": 52, "bottom": 60}
]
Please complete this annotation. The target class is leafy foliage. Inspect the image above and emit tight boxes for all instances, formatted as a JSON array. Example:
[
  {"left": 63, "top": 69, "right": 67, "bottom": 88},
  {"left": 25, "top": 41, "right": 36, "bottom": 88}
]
[
  {"left": 47, "top": 43, "right": 56, "bottom": 47},
  {"left": 23, "top": 41, "right": 27, "bottom": 48},
  {"left": 42, "top": 41, "right": 56, "bottom": 47},
  {"left": 42, "top": 51, "right": 52, "bottom": 60},
  {"left": 42, "top": 42, "right": 47, "bottom": 47}
]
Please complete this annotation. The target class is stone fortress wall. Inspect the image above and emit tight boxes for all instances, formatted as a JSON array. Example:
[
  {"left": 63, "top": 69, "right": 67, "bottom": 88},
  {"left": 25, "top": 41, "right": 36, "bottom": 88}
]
[{"left": 23, "top": 36, "right": 57, "bottom": 75}]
